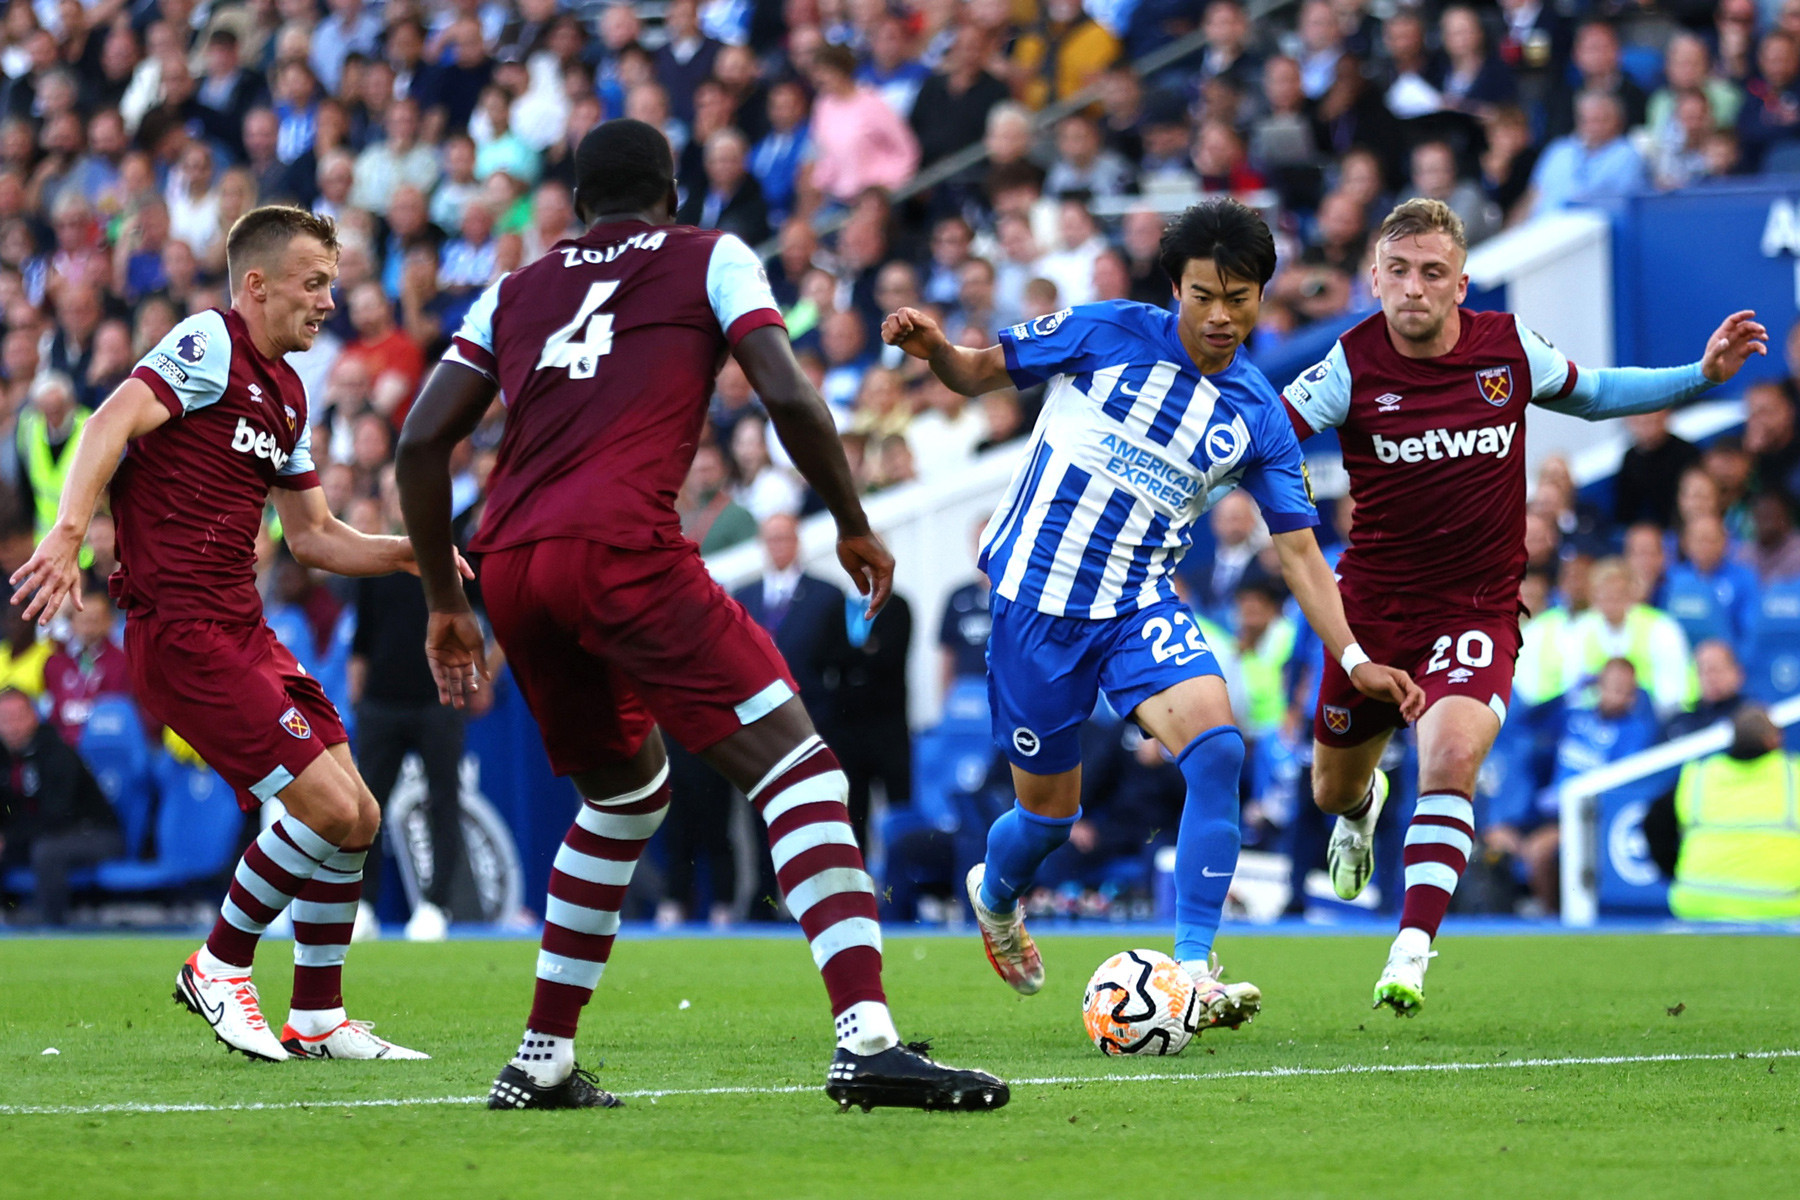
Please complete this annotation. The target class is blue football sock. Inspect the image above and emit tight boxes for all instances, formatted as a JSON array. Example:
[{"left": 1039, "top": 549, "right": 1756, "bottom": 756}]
[
  {"left": 978, "top": 802, "right": 1080, "bottom": 914},
  {"left": 1172, "top": 726, "right": 1246, "bottom": 964}
]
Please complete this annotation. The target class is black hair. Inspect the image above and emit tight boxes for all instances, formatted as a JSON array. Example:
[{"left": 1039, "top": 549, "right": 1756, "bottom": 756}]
[
  {"left": 1234, "top": 579, "right": 1286, "bottom": 607},
  {"left": 573, "top": 118, "right": 675, "bottom": 223},
  {"left": 1158, "top": 197, "right": 1277, "bottom": 291}
]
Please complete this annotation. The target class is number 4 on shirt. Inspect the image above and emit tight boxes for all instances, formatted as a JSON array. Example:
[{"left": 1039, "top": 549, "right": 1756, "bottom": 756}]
[{"left": 537, "top": 281, "right": 620, "bottom": 379}]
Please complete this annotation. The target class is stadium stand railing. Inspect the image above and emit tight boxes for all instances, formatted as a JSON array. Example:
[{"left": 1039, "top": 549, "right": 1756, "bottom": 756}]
[{"left": 1558, "top": 692, "right": 1800, "bottom": 926}]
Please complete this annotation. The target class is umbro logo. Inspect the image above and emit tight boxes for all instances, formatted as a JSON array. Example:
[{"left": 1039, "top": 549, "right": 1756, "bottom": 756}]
[
  {"left": 248, "top": 383, "right": 264, "bottom": 403},
  {"left": 1447, "top": 667, "right": 1474, "bottom": 684},
  {"left": 1375, "top": 392, "right": 1402, "bottom": 411}
]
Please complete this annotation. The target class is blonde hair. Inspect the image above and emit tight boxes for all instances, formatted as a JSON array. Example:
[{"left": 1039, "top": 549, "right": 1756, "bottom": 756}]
[{"left": 1377, "top": 197, "right": 1467, "bottom": 258}]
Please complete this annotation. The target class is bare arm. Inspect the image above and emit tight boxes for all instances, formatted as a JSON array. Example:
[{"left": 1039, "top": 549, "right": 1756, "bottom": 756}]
[
  {"left": 1269, "top": 527, "right": 1426, "bottom": 723},
  {"left": 733, "top": 323, "right": 895, "bottom": 615},
  {"left": 881, "top": 306, "right": 1012, "bottom": 397},
  {"left": 10, "top": 376, "right": 170, "bottom": 623},
  {"left": 271, "top": 483, "right": 428, "bottom": 577},
  {"left": 396, "top": 359, "right": 498, "bottom": 707}
]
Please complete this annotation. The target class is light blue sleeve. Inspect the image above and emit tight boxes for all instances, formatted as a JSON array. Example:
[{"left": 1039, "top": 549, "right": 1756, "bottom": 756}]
[
  {"left": 1533, "top": 360, "right": 1714, "bottom": 419},
  {"left": 1279, "top": 340, "right": 1351, "bottom": 433},
  {"left": 129, "top": 309, "right": 231, "bottom": 416},
  {"left": 995, "top": 303, "right": 1112, "bottom": 387},
  {"left": 277, "top": 418, "right": 315, "bottom": 478},
  {"left": 443, "top": 274, "right": 507, "bottom": 380},
  {"left": 1236, "top": 403, "right": 1320, "bottom": 534}
]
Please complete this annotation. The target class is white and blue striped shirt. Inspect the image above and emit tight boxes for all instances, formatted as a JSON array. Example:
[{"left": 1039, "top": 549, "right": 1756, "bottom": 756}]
[{"left": 980, "top": 302, "right": 1317, "bottom": 620}]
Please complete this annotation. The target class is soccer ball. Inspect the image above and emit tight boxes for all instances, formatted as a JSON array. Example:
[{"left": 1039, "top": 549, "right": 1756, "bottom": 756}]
[{"left": 1081, "top": 949, "right": 1201, "bottom": 1056}]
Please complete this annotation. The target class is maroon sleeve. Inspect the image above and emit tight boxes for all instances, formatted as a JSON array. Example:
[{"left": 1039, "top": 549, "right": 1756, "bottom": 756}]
[
  {"left": 271, "top": 470, "right": 321, "bottom": 491},
  {"left": 1283, "top": 396, "right": 1317, "bottom": 440},
  {"left": 725, "top": 309, "right": 786, "bottom": 347},
  {"left": 129, "top": 365, "right": 185, "bottom": 419}
]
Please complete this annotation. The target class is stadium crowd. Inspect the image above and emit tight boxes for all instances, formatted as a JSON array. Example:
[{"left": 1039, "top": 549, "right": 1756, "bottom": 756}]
[{"left": 2, "top": 0, "right": 1799, "bottom": 927}]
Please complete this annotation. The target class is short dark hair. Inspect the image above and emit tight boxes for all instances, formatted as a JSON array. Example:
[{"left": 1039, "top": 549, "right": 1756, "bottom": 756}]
[
  {"left": 225, "top": 204, "right": 339, "bottom": 290},
  {"left": 1158, "top": 197, "right": 1277, "bottom": 289},
  {"left": 573, "top": 118, "right": 675, "bottom": 222}
]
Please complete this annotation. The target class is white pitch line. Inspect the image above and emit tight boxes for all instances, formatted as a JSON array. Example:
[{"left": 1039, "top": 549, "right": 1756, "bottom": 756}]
[{"left": 3, "top": 1048, "right": 1794, "bottom": 1116}]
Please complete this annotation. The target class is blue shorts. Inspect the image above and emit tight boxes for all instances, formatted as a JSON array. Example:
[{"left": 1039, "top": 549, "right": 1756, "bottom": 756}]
[{"left": 986, "top": 594, "right": 1224, "bottom": 774}]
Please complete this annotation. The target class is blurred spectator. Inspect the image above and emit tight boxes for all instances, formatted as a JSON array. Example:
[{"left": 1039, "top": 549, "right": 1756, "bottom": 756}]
[
  {"left": 1664, "top": 515, "right": 1759, "bottom": 654},
  {"left": 1546, "top": 20, "right": 1648, "bottom": 140},
  {"left": 909, "top": 24, "right": 1007, "bottom": 177},
  {"left": 1745, "top": 382, "right": 1800, "bottom": 498},
  {"left": 733, "top": 512, "right": 846, "bottom": 735},
  {"left": 350, "top": 484, "right": 476, "bottom": 943},
  {"left": 807, "top": 43, "right": 920, "bottom": 206},
  {"left": 1647, "top": 34, "right": 1743, "bottom": 140},
  {"left": 1651, "top": 90, "right": 1724, "bottom": 191},
  {"left": 678, "top": 442, "right": 758, "bottom": 556},
  {"left": 860, "top": 14, "right": 928, "bottom": 119},
  {"left": 1523, "top": 91, "right": 1647, "bottom": 219},
  {"left": 0, "top": 686, "right": 119, "bottom": 926},
  {"left": 1703, "top": 437, "right": 1757, "bottom": 540},
  {"left": 1479, "top": 104, "right": 1540, "bottom": 219},
  {"left": 1044, "top": 114, "right": 1134, "bottom": 200},
  {"left": 350, "top": 97, "right": 440, "bottom": 216},
  {"left": 730, "top": 414, "right": 803, "bottom": 520},
  {"left": 1294, "top": 0, "right": 1347, "bottom": 101},
  {"left": 1738, "top": 31, "right": 1800, "bottom": 172},
  {"left": 750, "top": 79, "right": 810, "bottom": 228},
  {"left": 1517, "top": 656, "right": 1658, "bottom": 913},
  {"left": 423, "top": 18, "right": 496, "bottom": 140},
  {"left": 1433, "top": 4, "right": 1516, "bottom": 115},
  {"left": 1011, "top": 0, "right": 1120, "bottom": 111},
  {"left": 1741, "top": 491, "right": 1800, "bottom": 583},
  {"left": 1192, "top": 490, "right": 1275, "bottom": 624},
  {"left": 16, "top": 369, "right": 84, "bottom": 541},
  {"left": 833, "top": 580, "right": 911, "bottom": 850},
  {"left": 1249, "top": 56, "right": 1320, "bottom": 171},
  {"left": 1376, "top": 9, "right": 1441, "bottom": 120},
  {"left": 1647, "top": 705, "right": 1800, "bottom": 922},
  {"left": 656, "top": 0, "right": 721, "bottom": 127},
  {"left": 341, "top": 281, "right": 425, "bottom": 411},
  {"left": 937, "top": 520, "right": 992, "bottom": 701},
  {"left": 1035, "top": 199, "right": 1106, "bottom": 308},
  {"left": 1614, "top": 409, "right": 1702, "bottom": 529},
  {"left": 1196, "top": 0, "right": 1262, "bottom": 95},
  {"left": 1234, "top": 580, "right": 1297, "bottom": 739},
  {"left": 1666, "top": 640, "right": 1749, "bottom": 740},
  {"left": 1408, "top": 141, "right": 1500, "bottom": 246},
  {"left": 676, "top": 129, "right": 769, "bottom": 245},
  {"left": 41, "top": 586, "right": 129, "bottom": 747},
  {"left": 1623, "top": 521, "right": 1667, "bottom": 608},
  {"left": 1560, "top": 557, "right": 1691, "bottom": 716}
]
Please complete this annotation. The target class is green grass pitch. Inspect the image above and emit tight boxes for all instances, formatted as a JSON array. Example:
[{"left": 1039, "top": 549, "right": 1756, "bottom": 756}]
[{"left": 2, "top": 932, "right": 1795, "bottom": 1198}]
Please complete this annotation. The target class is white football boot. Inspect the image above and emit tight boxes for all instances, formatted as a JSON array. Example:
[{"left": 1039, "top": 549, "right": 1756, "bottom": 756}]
[
  {"left": 1181, "top": 953, "right": 1262, "bottom": 1031},
  {"left": 1327, "top": 770, "right": 1390, "bottom": 901},
  {"left": 1373, "top": 944, "right": 1435, "bottom": 1016},
  {"left": 173, "top": 951, "right": 289, "bottom": 1062},
  {"left": 280, "top": 1019, "right": 431, "bottom": 1060},
  {"left": 404, "top": 901, "right": 449, "bottom": 942},
  {"left": 964, "top": 864, "right": 1044, "bottom": 995}
]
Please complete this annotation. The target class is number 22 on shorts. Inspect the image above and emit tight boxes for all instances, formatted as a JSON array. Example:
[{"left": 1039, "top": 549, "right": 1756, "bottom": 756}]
[{"left": 1141, "top": 610, "right": 1210, "bottom": 666}]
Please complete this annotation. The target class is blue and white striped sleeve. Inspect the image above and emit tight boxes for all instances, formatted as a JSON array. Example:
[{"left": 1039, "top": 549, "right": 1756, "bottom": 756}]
[{"left": 1236, "top": 408, "right": 1319, "bottom": 534}]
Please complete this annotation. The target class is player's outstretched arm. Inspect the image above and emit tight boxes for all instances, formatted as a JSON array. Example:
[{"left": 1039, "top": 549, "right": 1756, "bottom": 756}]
[
  {"left": 271, "top": 484, "right": 473, "bottom": 581},
  {"left": 1269, "top": 526, "right": 1427, "bottom": 723},
  {"left": 9, "top": 377, "right": 170, "bottom": 624},
  {"left": 881, "top": 307, "right": 1011, "bottom": 396},
  {"left": 734, "top": 324, "right": 894, "bottom": 615},
  {"left": 396, "top": 359, "right": 500, "bottom": 707},
  {"left": 1540, "top": 311, "right": 1768, "bottom": 420}
]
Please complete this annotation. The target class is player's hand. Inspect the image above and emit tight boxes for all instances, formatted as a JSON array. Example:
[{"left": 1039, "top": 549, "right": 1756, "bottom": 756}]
[
  {"left": 1700, "top": 310, "right": 1769, "bottom": 383},
  {"left": 425, "top": 609, "right": 491, "bottom": 709},
  {"left": 881, "top": 306, "right": 948, "bottom": 362},
  {"left": 396, "top": 540, "right": 476, "bottom": 581},
  {"left": 837, "top": 530, "right": 894, "bottom": 617},
  {"left": 1350, "top": 662, "right": 1427, "bottom": 724},
  {"left": 9, "top": 525, "right": 85, "bottom": 626}
]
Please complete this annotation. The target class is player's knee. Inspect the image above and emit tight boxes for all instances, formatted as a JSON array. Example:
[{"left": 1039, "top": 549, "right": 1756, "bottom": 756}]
[
  {"left": 351, "top": 797, "right": 382, "bottom": 848},
  {"left": 1310, "top": 760, "right": 1361, "bottom": 813},
  {"left": 1421, "top": 739, "right": 1484, "bottom": 793}
]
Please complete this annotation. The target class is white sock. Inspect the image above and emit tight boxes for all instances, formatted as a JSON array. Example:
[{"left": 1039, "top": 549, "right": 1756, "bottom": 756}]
[
  {"left": 1393, "top": 927, "right": 1431, "bottom": 958},
  {"left": 286, "top": 1006, "right": 347, "bottom": 1037},
  {"left": 196, "top": 945, "right": 244, "bottom": 980},
  {"left": 835, "top": 1001, "right": 899, "bottom": 1056},
  {"left": 1344, "top": 775, "right": 1381, "bottom": 834},
  {"left": 512, "top": 1028, "right": 575, "bottom": 1087},
  {"left": 1178, "top": 958, "right": 1213, "bottom": 983}
]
